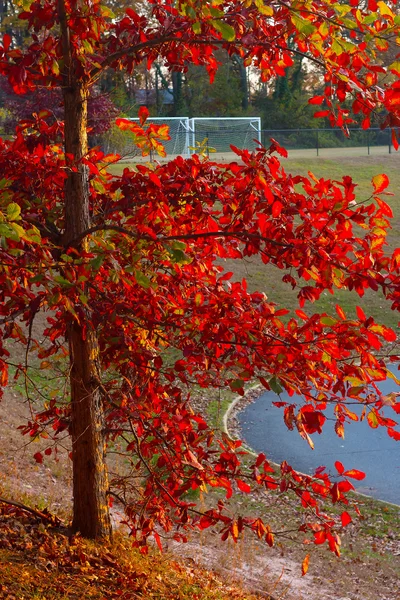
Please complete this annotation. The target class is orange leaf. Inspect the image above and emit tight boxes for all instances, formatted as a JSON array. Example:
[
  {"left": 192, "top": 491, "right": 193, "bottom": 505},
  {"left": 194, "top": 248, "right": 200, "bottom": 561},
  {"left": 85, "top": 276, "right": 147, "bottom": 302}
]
[
  {"left": 335, "top": 304, "right": 346, "bottom": 320},
  {"left": 301, "top": 553, "right": 310, "bottom": 576},
  {"left": 372, "top": 173, "right": 389, "bottom": 194}
]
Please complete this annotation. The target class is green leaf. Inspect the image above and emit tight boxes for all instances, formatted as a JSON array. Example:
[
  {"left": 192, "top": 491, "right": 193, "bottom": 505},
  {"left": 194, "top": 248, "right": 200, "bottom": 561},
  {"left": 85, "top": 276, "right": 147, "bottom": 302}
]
[
  {"left": 0, "top": 223, "right": 20, "bottom": 241},
  {"left": 269, "top": 376, "right": 283, "bottom": 395},
  {"left": 29, "top": 274, "right": 44, "bottom": 283},
  {"left": 255, "top": 0, "right": 273, "bottom": 16},
  {"left": 168, "top": 248, "right": 192, "bottom": 265},
  {"left": 6, "top": 203, "right": 20, "bottom": 221},
  {"left": 135, "top": 270, "right": 151, "bottom": 289},
  {"left": 100, "top": 4, "right": 115, "bottom": 18},
  {"left": 211, "top": 19, "right": 236, "bottom": 41},
  {"left": 10, "top": 223, "right": 26, "bottom": 239},
  {"left": 91, "top": 255, "right": 104, "bottom": 270},
  {"left": 291, "top": 13, "right": 316, "bottom": 37},
  {"left": 230, "top": 378, "right": 244, "bottom": 390},
  {"left": 54, "top": 275, "right": 74, "bottom": 287},
  {"left": 192, "top": 21, "right": 201, "bottom": 34},
  {"left": 320, "top": 316, "right": 337, "bottom": 326},
  {"left": 25, "top": 228, "right": 41, "bottom": 243}
]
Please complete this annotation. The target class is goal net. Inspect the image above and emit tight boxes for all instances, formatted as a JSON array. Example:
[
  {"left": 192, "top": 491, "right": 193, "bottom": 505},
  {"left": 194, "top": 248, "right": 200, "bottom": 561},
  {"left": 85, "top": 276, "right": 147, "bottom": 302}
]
[{"left": 188, "top": 117, "right": 261, "bottom": 154}]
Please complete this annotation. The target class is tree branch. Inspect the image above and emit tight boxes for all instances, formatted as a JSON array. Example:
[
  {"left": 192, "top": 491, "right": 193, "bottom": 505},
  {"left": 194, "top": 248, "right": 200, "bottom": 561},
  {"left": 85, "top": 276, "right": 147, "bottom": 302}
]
[
  {"left": 0, "top": 496, "right": 65, "bottom": 526},
  {"left": 90, "top": 35, "right": 325, "bottom": 82},
  {"left": 64, "top": 223, "right": 295, "bottom": 250}
]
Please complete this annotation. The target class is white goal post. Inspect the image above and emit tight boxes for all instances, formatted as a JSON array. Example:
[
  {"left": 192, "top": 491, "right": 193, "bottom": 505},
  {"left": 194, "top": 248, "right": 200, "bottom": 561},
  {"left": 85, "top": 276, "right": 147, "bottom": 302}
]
[{"left": 188, "top": 117, "right": 262, "bottom": 155}]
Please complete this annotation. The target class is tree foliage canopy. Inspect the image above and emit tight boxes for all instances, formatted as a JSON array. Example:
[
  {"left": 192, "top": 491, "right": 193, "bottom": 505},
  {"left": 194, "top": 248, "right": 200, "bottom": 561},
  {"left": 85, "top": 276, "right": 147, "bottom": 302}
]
[{"left": 0, "top": 0, "right": 400, "bottom": 560}]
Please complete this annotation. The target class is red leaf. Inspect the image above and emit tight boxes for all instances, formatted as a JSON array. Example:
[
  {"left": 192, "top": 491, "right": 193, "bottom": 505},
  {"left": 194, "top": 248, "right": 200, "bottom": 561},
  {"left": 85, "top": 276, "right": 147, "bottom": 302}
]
[
  {"left": 356, "top": 305, "right": 366, "bottom": 322},
  {"left": 308, "top": 95, "right": 325, "bottom": 105},
  {"left": 3, "top": 33, "right": 12, "bottom": 51},
  {"left": 343, "top": 469, "right": 366, "bottom": 481},
  {"left": 388, "top": 428, "right": 400, "bottom": 441},
  {"left": 237, "top": 479, "right": 251, "bottom": 493},
  {"left": 362, "top": 116, "right": 370, "bottom": 130},
  {"left": 335, "top": 460, "right": 344, "bottom": 475},
  {"left": 199, "top": 515, "right": 215, "bottom": 530},
  {"left": 341, "top": 511, "right": 352, "bottom": 527},
  {"left": 255, "top": 453, "right": 266, "bottom": 468},
  {"left": 153, "top": 531, "right": 163, "bottom": 552},
  {"left": 138, "top": 106, "right": 149, "bottom": 126},
  {"left": 149, "top": 172, "right": 162, "bottom": 187},
  {"left": 338, "top": 480, "right": 354, "bottom": 493},
  {"left": 272, "top": 200, "right": 283, "bottom": 218},
  {"left": 314, "top": 530, "right": 326, "bottom": 545},
  {"left": 33, "top": 452, "right": 43, "bottom": 464},
  {"left": 392, "top": 129, "right": 399, "bottom": 151},
  {"left": 314, "top": 110, "right": 330, "bottom": 118}
]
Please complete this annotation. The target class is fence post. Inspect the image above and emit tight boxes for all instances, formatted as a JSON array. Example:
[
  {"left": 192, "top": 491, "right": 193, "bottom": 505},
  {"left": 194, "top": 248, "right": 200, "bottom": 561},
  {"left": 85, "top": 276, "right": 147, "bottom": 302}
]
[
  {"left": 389, "top": 129, "right": 392, "bottom": 154},
  {"left": 316, "top": 130, "right": 319, "bottom": 156}
]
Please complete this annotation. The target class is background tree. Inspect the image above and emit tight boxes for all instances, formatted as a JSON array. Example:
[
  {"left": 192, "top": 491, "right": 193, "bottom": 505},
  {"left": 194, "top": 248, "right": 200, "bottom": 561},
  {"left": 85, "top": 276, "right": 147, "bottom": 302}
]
[
  {"left": 183, "top": 51, "right": 247, "bottom": 117},
  {"left": 254, "top": 49, "right": 322, "bottom": 129},
  {"left": 0, "top": 0, "right": 399, "bottom": 557},
  {"left": 0, "top": 76, "right": 118, "bottom": 136}
]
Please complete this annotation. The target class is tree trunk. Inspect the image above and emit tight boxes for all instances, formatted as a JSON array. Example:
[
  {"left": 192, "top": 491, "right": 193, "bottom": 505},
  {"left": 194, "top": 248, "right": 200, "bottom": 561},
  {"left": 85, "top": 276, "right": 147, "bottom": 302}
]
[
  {"left": 59, "top": 0, "right": 111, "bottom": 538},
  {"left": 62, "top": 80, "right": 112, "bottom": 540}
]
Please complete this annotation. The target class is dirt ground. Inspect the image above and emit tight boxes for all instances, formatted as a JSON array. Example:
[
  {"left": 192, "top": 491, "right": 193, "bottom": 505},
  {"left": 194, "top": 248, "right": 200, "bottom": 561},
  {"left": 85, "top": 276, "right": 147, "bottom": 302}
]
[{"left": 1, "top": 380, "right": 399, "bottom": 600}]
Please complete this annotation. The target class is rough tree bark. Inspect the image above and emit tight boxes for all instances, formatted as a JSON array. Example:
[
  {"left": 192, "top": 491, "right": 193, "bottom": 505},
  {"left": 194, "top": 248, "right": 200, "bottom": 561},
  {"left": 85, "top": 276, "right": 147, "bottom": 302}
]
[{"left": 59, "top": 0, "right": 112, "bottom": 539}]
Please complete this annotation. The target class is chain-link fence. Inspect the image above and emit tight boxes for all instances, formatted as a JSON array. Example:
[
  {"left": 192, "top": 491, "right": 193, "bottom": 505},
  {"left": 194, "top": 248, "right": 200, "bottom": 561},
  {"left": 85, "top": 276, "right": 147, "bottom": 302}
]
[{"left": 260, "top": 127, "right": 394, "bottom": 156}]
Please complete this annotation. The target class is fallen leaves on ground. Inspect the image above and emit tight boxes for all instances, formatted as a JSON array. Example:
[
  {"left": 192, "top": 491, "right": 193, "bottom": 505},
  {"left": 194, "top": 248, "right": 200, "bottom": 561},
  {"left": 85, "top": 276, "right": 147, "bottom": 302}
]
[{"left": 0, "top": 501, "right": 262, "bottom": 599}]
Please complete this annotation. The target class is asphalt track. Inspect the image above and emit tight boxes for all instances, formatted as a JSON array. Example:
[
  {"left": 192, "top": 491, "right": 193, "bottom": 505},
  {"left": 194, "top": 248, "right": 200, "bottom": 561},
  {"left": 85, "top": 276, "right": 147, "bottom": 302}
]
[{"left": 238, "top": 374, "right": 400, "bottom": 505}]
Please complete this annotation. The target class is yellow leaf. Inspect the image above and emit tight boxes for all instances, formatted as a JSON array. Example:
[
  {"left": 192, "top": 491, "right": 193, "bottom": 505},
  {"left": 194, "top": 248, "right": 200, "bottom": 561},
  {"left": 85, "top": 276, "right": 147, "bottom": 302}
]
[
  {"left": 377, "top": 1, "right": 394, "bottom": 19},
  {"left": 255, "top": 0, "right": 273, "bottom": 16}
]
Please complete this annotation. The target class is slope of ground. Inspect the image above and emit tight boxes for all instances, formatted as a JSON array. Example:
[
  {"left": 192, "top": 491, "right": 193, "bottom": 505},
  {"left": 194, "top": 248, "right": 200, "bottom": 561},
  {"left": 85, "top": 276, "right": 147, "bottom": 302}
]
[{"left": 1, "top": 385, "right": 399, "bottom": 600}]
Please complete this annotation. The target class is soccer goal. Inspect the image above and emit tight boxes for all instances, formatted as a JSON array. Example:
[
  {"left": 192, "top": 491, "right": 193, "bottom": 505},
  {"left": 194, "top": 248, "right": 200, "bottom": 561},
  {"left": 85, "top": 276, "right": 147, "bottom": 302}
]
[
  {"left": 188, "top": 117, "right": 261, "bottom": 155},
  {"left": 111, "top": 116, "right": 261, "bottom": 158}
]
